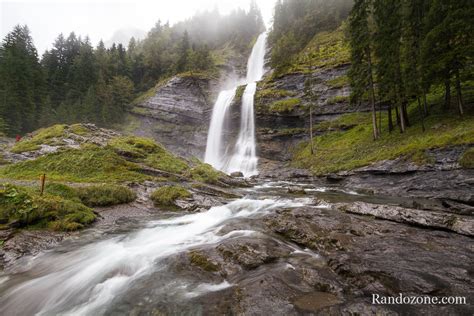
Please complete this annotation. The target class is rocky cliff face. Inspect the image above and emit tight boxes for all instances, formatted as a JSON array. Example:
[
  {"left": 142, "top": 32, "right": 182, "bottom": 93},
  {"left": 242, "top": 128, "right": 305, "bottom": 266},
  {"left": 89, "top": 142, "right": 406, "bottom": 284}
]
[
  {"left": 130, "top": 75, "right": 214, "bottom": 158},
  {"left": 252, "top": 63, "right": 369, "bottom": 161}
]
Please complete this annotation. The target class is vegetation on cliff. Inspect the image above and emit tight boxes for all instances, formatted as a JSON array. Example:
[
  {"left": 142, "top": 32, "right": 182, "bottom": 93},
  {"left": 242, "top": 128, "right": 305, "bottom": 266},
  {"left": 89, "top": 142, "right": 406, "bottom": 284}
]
[{"left": 151, "top": 185, "right": 191, "bottom": 207}]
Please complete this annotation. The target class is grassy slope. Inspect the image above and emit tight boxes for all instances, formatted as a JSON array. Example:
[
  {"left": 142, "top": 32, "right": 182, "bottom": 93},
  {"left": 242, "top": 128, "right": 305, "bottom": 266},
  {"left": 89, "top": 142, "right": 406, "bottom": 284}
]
[{"left": 293, "top": 97, "right": 474, "bottom": 175}]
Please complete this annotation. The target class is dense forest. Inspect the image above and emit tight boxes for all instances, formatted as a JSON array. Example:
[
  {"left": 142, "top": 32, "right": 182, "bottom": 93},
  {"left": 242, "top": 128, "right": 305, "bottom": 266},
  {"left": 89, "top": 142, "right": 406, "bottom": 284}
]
[
  {"left": 0, "top": 2, "right": 264, "bottom": 136},
  {"left": 269, "top": 0, "right": 472, "bottom": 140}
]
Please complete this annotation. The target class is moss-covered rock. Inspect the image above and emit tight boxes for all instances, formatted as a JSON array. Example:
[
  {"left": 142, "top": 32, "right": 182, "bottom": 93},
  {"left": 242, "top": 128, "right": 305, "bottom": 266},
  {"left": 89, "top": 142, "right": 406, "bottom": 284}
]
[
  {"left": 151, "top": 185, "right": 191, "bottom": 207},
  {"left": 11, "top": 124, "right": 67, "bottom": 153},
  {"left": 75, "top": 184, "right": 136, "bottom": 207},
  {"left": 188, "top": 250, "right": 220, "bottom": 272},
  {"left": 269, "top": 98, "right": 301, "bottom": 113},
  {"left": 188, "top": 163, "right": 223, "bottom": 184},
  {"left": 0, "top": 184, "right": 96, "bottom": 231}
]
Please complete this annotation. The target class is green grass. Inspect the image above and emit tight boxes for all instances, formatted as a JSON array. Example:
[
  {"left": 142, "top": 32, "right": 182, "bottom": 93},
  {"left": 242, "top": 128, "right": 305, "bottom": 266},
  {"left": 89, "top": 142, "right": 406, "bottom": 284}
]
[
  {"left": 275, "top": 24, "right": 350, "bottom": 77},
  {"left": 109, "top": 136, "right": 189, "bottom": 174},
  {"left": 151, "top": 185, "right": 191, "bottom": 207},
  {"left": 293, "top": 105, "right": 474, "bottom": 175},
  {"left": 459, "top": 148, "right": 474, "bottom": 168},
  {"left": 0, "top": 183, "right": 96, "bottom": 231},
  {"left": 0, "top": 145, "right": 148, "bottom": 183},
  {"left": 327, "top": 95, "right": 349, "bottom": 105},
  {"left": 75, "top": 184, "right": 136, "bottom": 207},
  {"left": 327, "top": 75, "right": 349, "bottom": 89},
  {"left": 269, "top": 98, "right": 302, "bottom": 113},
  {"left": 188, "top": 163, "right": 223, "bottom": 184},
  {"left": 11, "top": 124, "right": 67, "bottom": 153}
]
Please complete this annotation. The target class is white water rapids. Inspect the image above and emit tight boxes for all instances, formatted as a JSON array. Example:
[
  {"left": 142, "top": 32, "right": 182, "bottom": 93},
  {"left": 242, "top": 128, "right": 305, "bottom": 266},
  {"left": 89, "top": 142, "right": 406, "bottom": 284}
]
[
  {"left": 204, "top": 32, "right": 267, "bottom": 177},
  {"left": 0, "top": 196, "right": 304, "bottom": 315}
]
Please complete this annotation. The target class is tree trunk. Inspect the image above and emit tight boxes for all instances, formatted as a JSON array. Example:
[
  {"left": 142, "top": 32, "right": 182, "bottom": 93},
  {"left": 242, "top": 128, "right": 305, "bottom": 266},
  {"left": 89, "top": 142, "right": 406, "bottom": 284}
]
[
  {"left": 422, "top": 90, "right": 428, "bottom": 116},
  {"left": 402, "top": 101, "right": 410, "bottom": 127},
  {"left": 455, "top": 70, "right": 464, "bottom": 116},
  {"left": 395, "top": 105, "right": 400, "bottom": 127},
  {"left": 417, "top": 97, "right": 425, "bottom": 132},
  {"left": 444, "top": 78, "right": 451, "bottom": 110},
  {"left": 378, "top": 101, "right": 382, "bottom": 134},
  {"left": 366, "top": 48, "right": 378, "bottom": 140},
  {"left": 310, "top": 104, "right": 314, "bottom": 154},
  {"left": 388, "top": 103, "right": 394, "bottom": 133}
]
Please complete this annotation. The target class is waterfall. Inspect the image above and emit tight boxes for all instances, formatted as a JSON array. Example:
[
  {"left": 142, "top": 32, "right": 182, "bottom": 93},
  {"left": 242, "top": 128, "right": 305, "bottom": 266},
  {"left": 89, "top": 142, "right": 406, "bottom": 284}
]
[{"left": 204, "top": 32, "right": 267, "bottom": 177}]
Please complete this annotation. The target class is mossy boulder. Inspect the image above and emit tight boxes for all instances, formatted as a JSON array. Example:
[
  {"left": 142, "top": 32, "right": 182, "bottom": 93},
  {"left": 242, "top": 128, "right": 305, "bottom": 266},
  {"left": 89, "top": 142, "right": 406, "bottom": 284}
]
[
  {"left": 188, "top": 250, "right": 220, "bottom": 272},
  {"left": 75, "top": 184, "right": 136, "bottom": 207},
  {"left": 459, "top": 148, "right": 474, "bottom": 168},
  {"left": 151, "top": 185, "right": 192, "bottom": 207}
]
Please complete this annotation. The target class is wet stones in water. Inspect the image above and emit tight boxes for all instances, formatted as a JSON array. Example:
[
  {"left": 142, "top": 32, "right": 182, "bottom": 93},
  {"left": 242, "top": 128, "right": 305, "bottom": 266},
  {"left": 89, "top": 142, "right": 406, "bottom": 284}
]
[
  {"left": 292, "top": 292, "right": 342, "bottom": 312},
  {"left": 230, "top": 171, "right": 244, "bottom": 178},
  {"left": 287, "top": 186, "right": 306, "bottom": 195}
]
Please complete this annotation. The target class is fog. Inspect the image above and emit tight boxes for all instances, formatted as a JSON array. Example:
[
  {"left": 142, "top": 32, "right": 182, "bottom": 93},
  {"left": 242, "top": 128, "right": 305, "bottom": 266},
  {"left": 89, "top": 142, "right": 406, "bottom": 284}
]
[{"left": 0, "top": 0, "right": 276, "bottom": 54}]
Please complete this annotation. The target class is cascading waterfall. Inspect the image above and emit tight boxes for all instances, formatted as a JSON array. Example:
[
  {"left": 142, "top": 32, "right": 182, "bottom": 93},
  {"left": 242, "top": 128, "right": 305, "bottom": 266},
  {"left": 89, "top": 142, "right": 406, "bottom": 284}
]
[{"left": 204, "top": 32, "right": 267, "bottom": 177}]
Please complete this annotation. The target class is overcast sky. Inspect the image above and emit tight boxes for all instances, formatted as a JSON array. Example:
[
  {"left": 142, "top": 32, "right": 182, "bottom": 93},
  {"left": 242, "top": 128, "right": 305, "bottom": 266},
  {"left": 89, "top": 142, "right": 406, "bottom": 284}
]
[{"left": 1, "top": 0, "right": 277, "bottom": 54}]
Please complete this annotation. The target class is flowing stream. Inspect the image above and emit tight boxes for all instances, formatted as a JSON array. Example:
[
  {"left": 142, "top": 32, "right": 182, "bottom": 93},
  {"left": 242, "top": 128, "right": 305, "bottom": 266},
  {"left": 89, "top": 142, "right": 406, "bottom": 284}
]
[
  {"left": 204, "top": 32, "right": 267, "bottom": 177},
  {"left": 0, "top": 183, "right": 312, "bottom": 315}
]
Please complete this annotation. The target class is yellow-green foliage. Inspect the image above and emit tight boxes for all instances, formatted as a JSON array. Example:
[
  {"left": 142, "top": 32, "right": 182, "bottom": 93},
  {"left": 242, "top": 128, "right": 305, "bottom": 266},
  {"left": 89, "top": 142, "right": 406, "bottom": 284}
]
[
  {"left": 75, "top": 184, "right": 136, "bottom": 207},
  {"left": 256, "top": 88, "right": 295, "bottom": 99},
  {"left": 11, "top": 124, "right": 66, "bottom": 153},
  {"left": 293, "top": 108, "right": 474, "bottom": 175},
  {"left": 0, "top": 184, "right": 95, "bottom": 231},
  {"left": 109, "top": 136, "right": 189, "bottom": 174},
  {"left": 269, "top": 98, "right": 301, "bottom": 113},
  {"left": 327, "top": 75, "right": 349, "bottom": 88},
  {"left": 1, "top": 145, "right": 147, "bottom": 183},
  {"left": 459, "top": 148, "right": 474, "bottom": 168},
  {"left": 69, "top": 124, "right": 91, "bottom": 136},
  {"left": 188, "top": 163, "right": 223, "bottom": 184},
  {"left": 327, "top": 95, "right": 349, "bottom": 105},
  {"left": 276, "top": 25, "right": 350, "bottom": 77},
  {"left": 235, "top": 84, "right": 247, "bottom": 100},
  {"left": 188, "top": 251, "right": 220, "bottom": 272},
  {"left": 151, "top": 185, "right": 191, "bottom": 206}
]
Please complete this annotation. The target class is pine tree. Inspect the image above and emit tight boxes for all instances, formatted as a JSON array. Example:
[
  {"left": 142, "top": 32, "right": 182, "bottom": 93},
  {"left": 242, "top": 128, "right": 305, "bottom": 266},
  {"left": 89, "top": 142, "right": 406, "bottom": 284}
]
[{"left": 348, "top": 0, "right": 379, "bottom": 139}]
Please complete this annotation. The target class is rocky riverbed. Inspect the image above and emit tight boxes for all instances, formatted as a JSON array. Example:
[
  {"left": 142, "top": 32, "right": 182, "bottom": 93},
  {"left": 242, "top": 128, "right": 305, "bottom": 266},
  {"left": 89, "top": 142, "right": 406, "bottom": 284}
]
[{"left": 1, "top": 174, "right": 472, "bottom": 315}]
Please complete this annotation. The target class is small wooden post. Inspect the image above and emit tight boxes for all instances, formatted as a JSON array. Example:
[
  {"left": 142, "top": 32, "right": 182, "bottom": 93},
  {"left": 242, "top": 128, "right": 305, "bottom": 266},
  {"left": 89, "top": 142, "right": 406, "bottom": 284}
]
[{"left": 40, "top": 174, "right": 46, "bottom": 196}]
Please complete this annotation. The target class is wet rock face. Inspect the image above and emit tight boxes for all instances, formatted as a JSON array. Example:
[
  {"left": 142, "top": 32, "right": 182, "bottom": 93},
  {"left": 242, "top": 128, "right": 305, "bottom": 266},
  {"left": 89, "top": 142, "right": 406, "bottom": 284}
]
[{"left": 131, "top": 76, "right": 213, "bottom": 158}]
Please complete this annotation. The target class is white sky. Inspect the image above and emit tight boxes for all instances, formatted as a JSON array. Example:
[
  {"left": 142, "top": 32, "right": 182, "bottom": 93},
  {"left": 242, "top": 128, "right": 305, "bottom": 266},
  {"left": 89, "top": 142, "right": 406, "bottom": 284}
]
[{"left": 1, "top": 0, "right": 277, "bottom": 54}]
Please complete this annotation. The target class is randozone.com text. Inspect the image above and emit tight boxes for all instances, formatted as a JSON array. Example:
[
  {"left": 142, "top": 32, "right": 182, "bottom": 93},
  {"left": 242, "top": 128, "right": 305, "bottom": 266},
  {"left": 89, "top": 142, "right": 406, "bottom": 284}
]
[{"left": 372, "top": 294, "right": 467, "bottom": 305}]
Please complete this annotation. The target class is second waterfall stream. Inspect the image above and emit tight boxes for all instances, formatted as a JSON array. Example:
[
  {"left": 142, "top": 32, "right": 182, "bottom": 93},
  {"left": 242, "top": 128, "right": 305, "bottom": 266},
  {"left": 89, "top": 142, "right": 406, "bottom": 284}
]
[{"left": 204, "top": 32, "right": 267, "bottom": 177}]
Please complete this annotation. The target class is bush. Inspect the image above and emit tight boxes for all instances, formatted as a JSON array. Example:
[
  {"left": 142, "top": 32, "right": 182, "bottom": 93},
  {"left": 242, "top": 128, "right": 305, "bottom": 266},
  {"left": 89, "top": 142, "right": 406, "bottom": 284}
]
[
  {"left": 76, "top": 184, "right": 136, "bottom": 207},
  {"left": 151, "top": 185, "right": 191, "bottom": 206}
]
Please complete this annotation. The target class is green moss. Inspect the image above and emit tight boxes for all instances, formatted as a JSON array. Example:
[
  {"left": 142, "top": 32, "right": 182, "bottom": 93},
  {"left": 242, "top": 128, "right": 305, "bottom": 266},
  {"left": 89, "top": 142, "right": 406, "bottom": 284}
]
[
  {"left": 145, "top": 153, "right": 189, "bottom": 174},
  {"left": 151, "top": 185, "right": 191, "bottom": 207},
  {"left": 75, "top": 184, "right": 136, "bottom": 207},
  {"left": 235, "top": 84, "right": 247, "bottom": 100},
  {"left": 327, "top": 75, "right": 349, "bottom": 89},
  {"left": 11, "top": 124, "right": 66, "bottom": 153},
  {"left": 327, "top": 95, "right": 349, "bottom": 105},
  {"left": 188, "top": 163, "right": 223, "bottom": 184},
  {"left": 292, "top": 103, "right": 474, "bottom": 175},
  {"left": 188, "top": 251, "right": 220, "bottom": 272},
  {"left": 0, "top": 145, "right": 147, "bottom": 183},
  {"left": 269, "top": 98, "right": 301, "bottom": 113},
  {"left": 459, "top": 148, "right": 474, "bottom": 168},
  {"left": 0, "top": 184, "right": 95, "bottom": 231}
]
